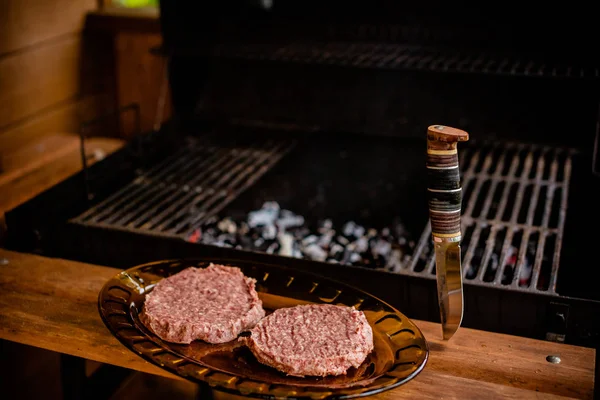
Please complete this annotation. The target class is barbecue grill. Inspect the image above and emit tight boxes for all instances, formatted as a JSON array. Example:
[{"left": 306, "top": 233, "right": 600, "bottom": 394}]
[{"left": 5, "top": 1, "right": 600, "bottom": 352}]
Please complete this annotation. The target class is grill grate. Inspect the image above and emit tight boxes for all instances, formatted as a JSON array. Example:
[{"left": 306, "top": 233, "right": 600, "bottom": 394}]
[
  {"left": 409, "top": 143, "right": 574, "bottom": 294},
  {"left": 70, "top": 134, "right": 296, "bottom": 238},
  {"left": 213, "top": 42, "right": 599, "bottom": 80},
  {"left": 71, "top": 134, "right": 573, "bottom": 295}
]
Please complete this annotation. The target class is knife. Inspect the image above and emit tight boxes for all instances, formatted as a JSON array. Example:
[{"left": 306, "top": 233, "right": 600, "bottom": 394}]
[{"left": 426, "top": 125, "right": 469, "bottom": 340}]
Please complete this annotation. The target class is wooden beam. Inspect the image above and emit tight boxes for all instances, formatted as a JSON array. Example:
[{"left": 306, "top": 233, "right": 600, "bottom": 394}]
[
  {"left": 0, "top": 0, "right": 97, "bottom": 56},
  {"left": 85, "top": 8, "right": 161, "bottom": 34},
  {"left": 0, "top": 36, "right": 84, "bottom": 128},
  {"left": 114, "top": 32, "right": 171, "bottom": 137},
  {"left": 0, "top": 93, "right": 114, "bottom": 156},
  {"left": 0, "top": 135, "right": 124, "bottom": 215}
]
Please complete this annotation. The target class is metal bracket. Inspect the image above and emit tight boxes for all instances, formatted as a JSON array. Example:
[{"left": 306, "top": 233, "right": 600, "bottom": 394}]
[
  {"left": 592, "top": 100, "right": 600, "bottom": 177},
  {"left": 153, "top": 56, "right": 170, "bottom": 132},
  {"left": 545, "top": 302, "right": 569, "bottom": 343},
  {"left": 593, "top": 111, "right": 600, "bottom": 178},
  {"left": 79, "top": 103, "right": 142, "bottom": 202}
]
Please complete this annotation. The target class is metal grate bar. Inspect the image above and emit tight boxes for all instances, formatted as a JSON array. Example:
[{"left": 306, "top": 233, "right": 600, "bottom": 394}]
[
  {"left": 188, "top": 140, "right": 295, "bottom": 231},
  {"left": 411, "top": 141, "right": 574, "bottom": 294},
  {"left": 132, "top": 148, "right": 243, "bottom": 231},
  {"left": 528, "top": 152, "right": 558, "bottom": 290},
  {"left": 495, "top": 151, "right": 533, "bottom": 286},
  {"left": 473, "top": 147, "right": 512, "bottom": 281},
  {"left": 111, "top": 146, "right": 236, "bottom": 229},
  {"left": 76, "top": 146, "right": 193, "bottom": 223},
  {"left": 214, "top": 42, "right": 599, "bottom": 80},
  {"left": 84, "top": 144, "right": 216, "bottom": 224},
  {"left": 548, "top": 155, "right": 572, "bottom": 292},
  {"left": 165, "top": 141, "right": 287, "bottom": 235},
  {"left": 153, "top": 145, "right": 265, "bottom": 232},
  {"left": 98, "top": 145, "right": 220, "bottom": 226},
  {"left": 70, "top": 133, "right": 297, "bottom": 239},
  {"left": 512, "top": 149, "right": 547, "bottom": 288},
  {"left": 463, "top": 147, "right": 508, "bottom": 279}
]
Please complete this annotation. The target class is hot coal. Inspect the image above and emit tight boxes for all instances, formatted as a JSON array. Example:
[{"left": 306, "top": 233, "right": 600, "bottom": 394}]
[{"left": 187, "top": 202, "right": 415, "bottom": 271}]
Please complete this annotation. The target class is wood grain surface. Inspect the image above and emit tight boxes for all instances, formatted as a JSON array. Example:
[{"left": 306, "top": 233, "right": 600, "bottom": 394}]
[
  {"left": 0, "top": 134, "right": 124, "bottom": 216},
  {"left": 0, "top": 36, "right": 84, "bottom": 128},
  {"left": 0, "top": 249, "right": 594, "bottom": 399},
  {"left": 0, "top": 0, "right": 97, "bottom": 56},
  {"left": 0, "top": 93, "right": 113, "bottom": 155}
]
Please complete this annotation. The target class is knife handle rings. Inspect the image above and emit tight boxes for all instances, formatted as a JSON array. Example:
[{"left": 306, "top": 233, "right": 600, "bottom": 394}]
[{"left": 426, "top": 125, "right": 469, "bottom": 239}]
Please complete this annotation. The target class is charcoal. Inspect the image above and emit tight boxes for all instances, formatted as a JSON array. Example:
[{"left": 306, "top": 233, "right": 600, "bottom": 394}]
[
  {"left": 239, "top": 234, "right": 253, "bottom": 248},
  {"left": 188, "top": 229, "right": 202, "bottom": 243},
  {"left": 204, "top": 215, "right": 219, "bottom": 226},
  {"left": 277, "top": 212, "right": 305, "bottom": 231},
  {"left": 374, "top": 256, "right": 387, "bottom": 269},
  {"left": 217, "top": 217, "right": 237, "bottom": 234},
  {"left": 238, "top": 222, "right": 250, "bottom": 236},
  {"left": 387, "top": 249, "right": 403, "bottom": 271},
  {"left": 304, "top": 243, "right": 327, "bottom": 262},
  {"left": 342, "top": 221, "right": 357, "bottom": 237},
  {"left": 354, "top": 225, "right": 366, "bottom": 238},
  {"left": 329, "top": 243, "right": 344, "bottom": 258},
  {"left": 191, "top": 200, "right": 415, "bottom": 273},
  {"left": 321, "top": 219, "right": 333, "bottom": 230},
  {"left": 373, "top": 239, "right": 392, "bottom": 258},
  {"left": 262, "top": 224, "right": 277, "bottom": 240},
  {"left": 488, "top": 253, "right": 499, "bottom": 272},
  {"left": 266, "top": 241, "right": 280, "bottom": 254},
  {"left": 336, "top": 236, "right": 350, "bottom": 246},
  {"left": 294, "top": 227, "right": 311, "bottom": 238},
  {"left": 355, "top": 237, "right": 369, "bottom": 253},
  {"left": 302, "top": 235, "right": 318, "bottom": 246},
  {"left": 278, "top": 232, "right": 294, "bottom": 257},
  {"left": 248, "top": 202, "right": 280, "bottom": 227},
  {"left": 317, "top": 232, "right": 334, "bottom": 248},
  {"left": 393, "top": 218, "right": 408, "bottom": 237},
  {"left": 291, "top": 247, "right": 303, "bottom": 258},
  {"left": 349, "top": 252, "right": 362, "bottom": 264}
]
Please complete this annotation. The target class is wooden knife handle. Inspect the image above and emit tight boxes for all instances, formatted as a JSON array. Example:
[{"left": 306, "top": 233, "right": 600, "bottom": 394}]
[{"left": 426, "top": 125, "right": 469, "bottom": 239}]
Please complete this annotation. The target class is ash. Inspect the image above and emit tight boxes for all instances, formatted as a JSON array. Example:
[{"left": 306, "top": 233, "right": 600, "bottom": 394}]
[{"left": 188, "top": 201, "right": 415, "bottom": 271}]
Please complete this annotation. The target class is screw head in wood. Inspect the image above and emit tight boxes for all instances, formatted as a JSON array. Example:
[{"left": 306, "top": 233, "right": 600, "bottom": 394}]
[{"left": 546, "top": 355, "right": 561, "bottom": 364}]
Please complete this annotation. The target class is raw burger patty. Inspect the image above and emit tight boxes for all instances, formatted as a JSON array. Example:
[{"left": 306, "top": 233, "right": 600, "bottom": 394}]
[
  {"left": 142, "top": 263, "right": 265, "bottom": 344},
  {"left": 243, "top": 304, "right": 374, "bottom": 377}
]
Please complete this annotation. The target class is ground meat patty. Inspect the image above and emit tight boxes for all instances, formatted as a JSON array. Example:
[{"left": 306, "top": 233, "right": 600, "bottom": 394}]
[
  {"left": 142, "top": 264, "right": 265, "bottom": 344},
  {"left": 243, "top": 304, "right": 374, "bottom": 377}
]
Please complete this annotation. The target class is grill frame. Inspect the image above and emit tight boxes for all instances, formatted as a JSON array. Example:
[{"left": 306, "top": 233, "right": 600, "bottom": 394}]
[
  {"left": 5, "top": 104, "right": 600, "bottom": 351},
  {"left": 69, "top": 132, "right": 574, "bottom": 297},
  {"left": 74, "top": 134, "right": 576, "bottom": 300}
]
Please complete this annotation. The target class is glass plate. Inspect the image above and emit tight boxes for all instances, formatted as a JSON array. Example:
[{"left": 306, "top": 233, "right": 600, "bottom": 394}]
[{"left": 98, "top": 258, "right": 429, "bottom": 399}]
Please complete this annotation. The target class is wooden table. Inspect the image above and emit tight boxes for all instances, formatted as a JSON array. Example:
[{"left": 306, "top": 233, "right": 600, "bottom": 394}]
[{"left": 0, "top": 249, "right": 594, "bottom": 399}]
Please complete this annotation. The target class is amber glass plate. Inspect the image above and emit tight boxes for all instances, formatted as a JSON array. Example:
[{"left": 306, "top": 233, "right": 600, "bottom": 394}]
[{"left": 98, "top": 258, "right": 428, "bottom": 399}]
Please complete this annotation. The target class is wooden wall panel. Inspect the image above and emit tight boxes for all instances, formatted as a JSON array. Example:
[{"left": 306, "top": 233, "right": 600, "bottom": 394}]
[
  {"left": 0, "top": 0, "right": 97, "bottom": 56},
  {"left": 0, "top": 135, "right": 124, "bottom": 216},
  {"left": 0, "top": 36, "right": 83, "bottom": 128},
  {"left": 0, "top": 93, "right": 113, "bottom": 155},
  {"left": 114, "top": 32, "right": 172, "bottom": 138}
]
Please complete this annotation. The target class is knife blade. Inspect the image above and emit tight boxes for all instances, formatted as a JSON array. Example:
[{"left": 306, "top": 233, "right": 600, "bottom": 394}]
[{"left": 426, "top": 125, "right": 469, "bottom": 340}]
